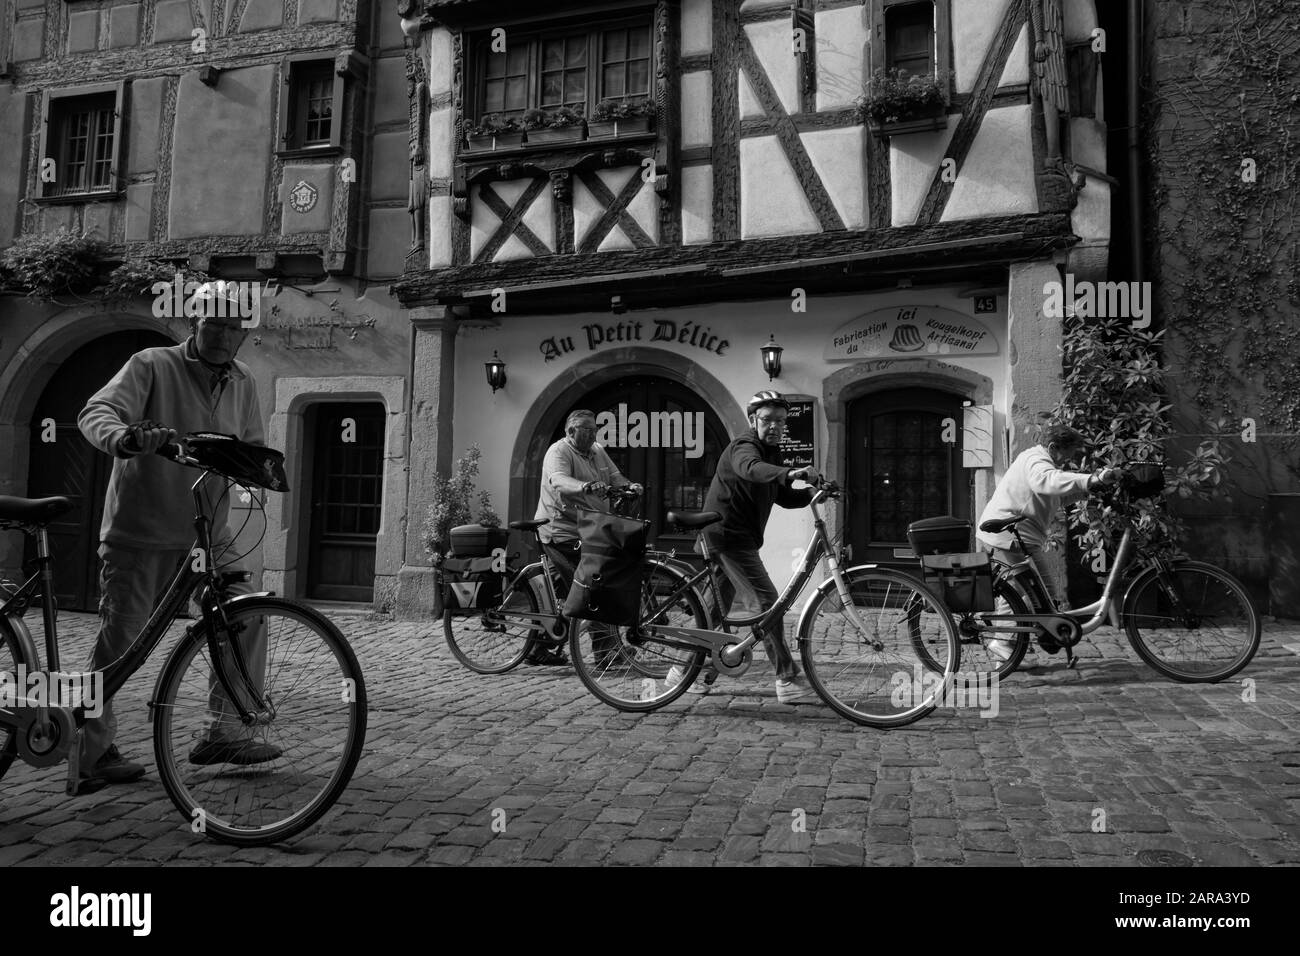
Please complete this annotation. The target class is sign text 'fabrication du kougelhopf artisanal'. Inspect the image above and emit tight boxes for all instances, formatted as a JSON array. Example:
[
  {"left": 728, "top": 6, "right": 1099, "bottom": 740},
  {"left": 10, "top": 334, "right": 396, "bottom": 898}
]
[{"left": 825, "top": 307, "right": 998, "bottom": 361}]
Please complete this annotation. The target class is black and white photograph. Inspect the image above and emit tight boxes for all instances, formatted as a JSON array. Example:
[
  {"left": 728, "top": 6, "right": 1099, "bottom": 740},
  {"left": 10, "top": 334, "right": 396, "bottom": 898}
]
[{"left": 0, "top": 0, "right": 1294, "bottom": 929}]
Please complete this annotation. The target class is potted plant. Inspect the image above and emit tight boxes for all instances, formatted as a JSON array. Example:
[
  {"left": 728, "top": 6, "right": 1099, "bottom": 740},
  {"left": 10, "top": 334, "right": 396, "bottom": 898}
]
[
  {"left": 588, "top": 98, "right": 656, "bottom": 139},
  {"left": 463, "top": 113, "right": 526, "bottom": 152},
  {"left": 857, "top": 68, "right": 948, "bottom": 137},
  {"left": 524, "top": 106, "right": 587, "bottom": 145}
]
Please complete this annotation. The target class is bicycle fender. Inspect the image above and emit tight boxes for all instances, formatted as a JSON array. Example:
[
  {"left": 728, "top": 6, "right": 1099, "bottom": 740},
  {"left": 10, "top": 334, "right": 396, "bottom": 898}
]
[
  {"left": 145, "top": 591, "right": 277, "bottom": 722},
  {"left": 793, "top": 563, "right": 879, "bottom": 642},
  {"left": 0, "top": 613, "right": 40, "bottom": 671},
  {"left": 1118, "top": 562, "right": 1183, "bottom": 623}
]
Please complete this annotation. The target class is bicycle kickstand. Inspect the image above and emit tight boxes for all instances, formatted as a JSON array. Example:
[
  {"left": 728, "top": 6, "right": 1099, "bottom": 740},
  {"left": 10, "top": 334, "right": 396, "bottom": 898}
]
[{"left": 1064, "top": 645, "right": 1079, "bottom": 670}]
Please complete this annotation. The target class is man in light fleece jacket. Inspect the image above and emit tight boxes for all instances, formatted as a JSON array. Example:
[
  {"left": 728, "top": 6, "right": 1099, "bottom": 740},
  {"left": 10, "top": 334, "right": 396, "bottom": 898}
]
[
  {"left": 75, "top": 311, "right": 277, "bottom": 794},
  {"left": 976, "top": 423, "right": 1118, "bottom": 660}
]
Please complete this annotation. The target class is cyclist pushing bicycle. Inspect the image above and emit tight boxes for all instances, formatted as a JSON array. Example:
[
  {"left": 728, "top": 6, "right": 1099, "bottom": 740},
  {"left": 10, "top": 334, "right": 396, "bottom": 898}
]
[
  {"left": 533, "top": 408, "right": 643, "bottom": 667},
  {"left": 74, "top": 308, "right": 275, "bottom": 794},
  {"left": 667, "top": 390, "right": 822, "bottom": 704},
  {"left": 976, "top": 423, "right": 1119, "bottom": 663}
]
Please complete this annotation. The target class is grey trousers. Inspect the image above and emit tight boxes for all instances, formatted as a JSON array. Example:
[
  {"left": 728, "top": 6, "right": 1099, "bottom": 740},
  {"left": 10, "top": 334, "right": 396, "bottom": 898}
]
[
  {"left": 989, "top": 545, "right": 1063, "bottom": 610},
  {"left": 80, "top": 540, "right": 263, "bottom": 768},
  {"left": 711, "top": 548, "right": 799, "bottom": 681}
]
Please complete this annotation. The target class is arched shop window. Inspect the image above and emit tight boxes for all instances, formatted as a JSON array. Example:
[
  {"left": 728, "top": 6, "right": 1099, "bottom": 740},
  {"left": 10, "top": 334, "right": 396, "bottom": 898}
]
[{"left": 549, "top": 376, "right": 729, "bottom": 553}]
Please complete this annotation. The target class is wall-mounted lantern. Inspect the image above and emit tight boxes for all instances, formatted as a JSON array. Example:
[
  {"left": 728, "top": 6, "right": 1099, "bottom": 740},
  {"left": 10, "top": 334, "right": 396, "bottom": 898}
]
[
  {"left": 760, "top": 335, "right": 784, "bottom": 381},
  {"left": 485, "top": 351, "right": 507, "bottom": 394}
]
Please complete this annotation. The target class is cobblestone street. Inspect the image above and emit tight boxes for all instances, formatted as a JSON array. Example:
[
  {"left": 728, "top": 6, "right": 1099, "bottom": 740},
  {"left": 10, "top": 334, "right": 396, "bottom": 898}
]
[{"left": 4, "top": 609, "right": 1299, "bottom": 867}]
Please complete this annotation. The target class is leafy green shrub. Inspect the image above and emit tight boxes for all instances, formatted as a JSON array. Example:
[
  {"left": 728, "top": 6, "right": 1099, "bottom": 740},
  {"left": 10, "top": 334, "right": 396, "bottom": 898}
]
[
  {"left": 1048, "top": 316, "right": 1232, "bottom": 567},
  {"left": 0, "top": 229, "right": 109, "bottom": 299},
  {"left": 422, "top": 445, "right": 502, "bottom": 558}
]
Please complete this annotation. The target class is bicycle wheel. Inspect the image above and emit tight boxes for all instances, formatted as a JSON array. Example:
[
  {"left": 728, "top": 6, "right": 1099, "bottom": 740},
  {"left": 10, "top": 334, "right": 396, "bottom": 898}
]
[
  {"left": 800, "top": 567, "right": 960, "bottom": 728},
  {"left": 1123, "top": 560, "right": 1261, "bottom": 682},
  {"left": 570, "top": 559, "right": 708, "bottom": 713},
  {"left": 0, "top": 617, "right": 29, "bottom": 782},
  {"left": 444, "top": 565, "right": 545, "bottom": 674},
  {"left": 912, "top": 575, "right": 1033, "bottom": 680},
  {"left": 152, "top": 597, "right": 367, "bottom": 846}
]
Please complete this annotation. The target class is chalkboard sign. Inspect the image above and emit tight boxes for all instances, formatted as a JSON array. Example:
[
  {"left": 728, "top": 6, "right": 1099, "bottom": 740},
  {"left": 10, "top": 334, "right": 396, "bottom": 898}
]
[{"left": 779, "top": 399, "right": 816, "bottom": 469}]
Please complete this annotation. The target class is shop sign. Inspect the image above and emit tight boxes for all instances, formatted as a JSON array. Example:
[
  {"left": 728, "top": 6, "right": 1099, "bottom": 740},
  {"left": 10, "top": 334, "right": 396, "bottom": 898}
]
[
  {"left": 825, "top": 307, "right": 997, "bottom": 361},
  {"left": 595, "top": 403, "right": 705, "bottom": 460},
  {"left": 779, "top": 399, "right": 816, "bottom": 469},
  {"left": 539, "top": 319, "right": 729, "bottom": 362}
]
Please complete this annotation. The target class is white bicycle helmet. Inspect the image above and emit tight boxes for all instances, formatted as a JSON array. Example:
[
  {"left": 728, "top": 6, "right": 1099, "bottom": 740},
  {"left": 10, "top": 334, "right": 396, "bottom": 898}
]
[{"left": 746, "top": 390, "right": 791, "bottom": 417}]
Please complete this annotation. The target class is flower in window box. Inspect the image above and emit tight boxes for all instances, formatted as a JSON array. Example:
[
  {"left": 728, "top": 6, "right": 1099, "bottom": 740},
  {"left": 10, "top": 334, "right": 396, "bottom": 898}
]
[
  {"left": 857, "top": 69, "right": 947, "bottom": 136},
  {"left": 526, "top": 106, "right": 587, "bottom": 144},
  {"left": 588, "top": 98, "right": 655, "bottom": 139},
  {"left": 464, "top": 113, "right": 526, "bottom": 152}
]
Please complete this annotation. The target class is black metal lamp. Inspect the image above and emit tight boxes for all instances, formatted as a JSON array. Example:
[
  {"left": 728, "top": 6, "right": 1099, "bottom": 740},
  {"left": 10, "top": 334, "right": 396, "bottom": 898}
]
[
  {"left": 760, "top": 335, "right": 783, "bottom": 381},
  {"left": 485, "top": 351, "right": 507, "bottom": 394}
]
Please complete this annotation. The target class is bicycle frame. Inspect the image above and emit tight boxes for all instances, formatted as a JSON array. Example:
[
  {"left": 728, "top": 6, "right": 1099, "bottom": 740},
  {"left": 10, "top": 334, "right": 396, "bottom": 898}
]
[
  {"left": 634, "top": 487, "right": 876, "bottom": 674},
  {"left": 0, "top": 465, "right": 272, "bottom": 784}
]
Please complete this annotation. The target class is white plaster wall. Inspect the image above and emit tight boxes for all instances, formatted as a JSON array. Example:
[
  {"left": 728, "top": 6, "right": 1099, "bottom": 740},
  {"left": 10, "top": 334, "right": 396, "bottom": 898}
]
[
  {"left": 429, "top": 108, "right": 453, "bottom": 179},
  {"left": 682, "top": 165, "right": 713, "bottom": 245},
  {"left": 575, "top": 168, "right": 643, "bottom": 248},
  {"left": 429, "top": 197, "right": 452, "bottom": 267},
  {"left": 953, "top": 0, "right": 1013, "bottom": 93},
  {"left": 739, "top": 69, "right": 763, "bottom": 119},
  {"left": 890, "top": 117, "right": 957, "bottom": 226},
  {"left": 740, "top": 136, "right": 820, "bottom": 237},
  {"left": 744, "top": 20, "right": 800, "bottom": 115},
  {"left": 428, "top": 28, "right": 453, "bottom": 95},
  {"left": 803, "top": 126, "right": 867, "bottom": 229},
  {"left": 943, "top": 104, "right": 1037, "bottom": 220},
  {"left": 816, "top": 5, "right": 868, "bottom": 111},
  {"left": 681, "top": 0, "right": 712, "bottom": 55},
  {"left": 1064, "top": 0, "right": 1099, "bottom": 40},
  {"left": 451, "top": 288, "right": 1011, "bottom": 591},
  {"left": 470, "top": 180, "right": 550, "bottom": 262},
  {"left": 681, "top": 71, "right": 713, "bottom": 147},
  {"left": 1071, "top": 175, "right": 1110, "bottom": 245},
  {"left": 625, "top": 178, "right": 659, "bottom": 242},
  {"left": 998, "top": 23, "right": 1030, "bottom": 87}
]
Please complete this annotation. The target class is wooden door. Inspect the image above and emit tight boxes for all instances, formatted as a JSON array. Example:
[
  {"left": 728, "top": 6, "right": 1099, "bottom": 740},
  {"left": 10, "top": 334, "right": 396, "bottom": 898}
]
[
  {"left": 847, "top": 388, "right": 971, "bottom": 570},
  {"left": 306, "top": 403, "right": 385, "bottom": 602}
]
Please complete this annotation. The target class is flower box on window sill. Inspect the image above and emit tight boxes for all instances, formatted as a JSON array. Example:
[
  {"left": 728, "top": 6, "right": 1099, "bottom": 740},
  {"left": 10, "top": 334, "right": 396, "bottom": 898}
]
[
  {"left": 587, "top": 117, "right": 653, "bottom": 140},
  {"left": 525, "top": 125, "right": 587, "bottom": 146},
  {"left": 464, "top": 131, "right": 528, "bottom": 153},
  {"left": 867, "top": 108, "right": 949, "bottom": 139}
]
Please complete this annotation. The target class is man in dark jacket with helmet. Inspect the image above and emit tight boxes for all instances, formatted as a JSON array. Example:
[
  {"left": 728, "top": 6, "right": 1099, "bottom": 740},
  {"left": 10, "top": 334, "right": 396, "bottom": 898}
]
[{"left": 669, "top": 391, "right": 821, "bottom": 703}]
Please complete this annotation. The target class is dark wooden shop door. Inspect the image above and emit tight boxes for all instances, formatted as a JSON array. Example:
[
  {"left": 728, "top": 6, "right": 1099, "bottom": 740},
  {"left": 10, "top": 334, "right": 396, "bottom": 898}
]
[
  {"left": 307, "top": 403, "right": 385, "bottom": 602},
  {"left": 847, "top": 388, "right": 971, "bottom": 571},
  {"left": 25, "top": 331, "right": 175, "bottom": 610}
]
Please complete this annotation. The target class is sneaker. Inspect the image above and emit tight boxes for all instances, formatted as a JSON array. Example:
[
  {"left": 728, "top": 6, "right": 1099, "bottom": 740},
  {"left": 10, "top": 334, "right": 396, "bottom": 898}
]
[
  {"left": 982, "top": 638, "right": 1016, "bottom": 662},
  {"left": 93, "top": 745, "right": 147, "bottom": 784},
  {"left": 666, "top": 665, "right": 711, "bottom": 695},
  {"left": 189, "top": 738, "right": 283, "bottom": 766},
  {"left": 775, "top": 677, "right": 820, "bottom": 704}
]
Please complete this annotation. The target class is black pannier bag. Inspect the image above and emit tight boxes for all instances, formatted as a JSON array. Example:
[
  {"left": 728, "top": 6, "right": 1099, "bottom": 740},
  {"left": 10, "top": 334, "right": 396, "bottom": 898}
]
[
  {"left": 441, "top": 556, "right": 503, "bottom": 611},
  {"left": 562, "top": 508, "right": 649, "bottom": 627},
  {"left": 919, "top": 552, "right": 995, "bottom": 613}
]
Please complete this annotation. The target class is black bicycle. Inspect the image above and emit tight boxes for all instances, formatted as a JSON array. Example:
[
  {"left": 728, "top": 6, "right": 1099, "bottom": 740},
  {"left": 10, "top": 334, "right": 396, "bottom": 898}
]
[{"left": 0, "top": 433, "right": 367, "bottom": 846}]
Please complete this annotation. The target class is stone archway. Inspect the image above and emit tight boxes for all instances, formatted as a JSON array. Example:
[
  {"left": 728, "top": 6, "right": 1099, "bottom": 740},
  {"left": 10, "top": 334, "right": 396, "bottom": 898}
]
[
  {"left": 0, "top": 309, "right": 185, "bottom": 576},
  {"left": 507, "top": 346, "right": 748, "bottom": 526}
]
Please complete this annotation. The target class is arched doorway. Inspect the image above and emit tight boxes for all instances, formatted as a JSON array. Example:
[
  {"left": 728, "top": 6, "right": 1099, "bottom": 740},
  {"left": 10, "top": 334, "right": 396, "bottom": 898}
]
[
  {"left": 847, "top": 386, "right": 973, "bottom": 569},
  {"left": 525, "top": 374, "right": 730, "bottom": 555},
  {"left": 25, "top": 329, "right": 176, "bottom": 609}
]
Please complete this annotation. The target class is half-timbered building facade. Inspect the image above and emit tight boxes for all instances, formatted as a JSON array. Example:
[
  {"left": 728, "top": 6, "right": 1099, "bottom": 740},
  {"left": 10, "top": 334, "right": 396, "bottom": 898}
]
[{"left": 390, "top": 0, "right": 1119, "bottom": 613}]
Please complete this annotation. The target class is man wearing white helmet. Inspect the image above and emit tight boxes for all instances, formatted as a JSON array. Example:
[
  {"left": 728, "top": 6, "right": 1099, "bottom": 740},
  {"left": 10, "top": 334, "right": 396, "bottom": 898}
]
[{"left": 670, "top": 391, "right": 822, "bottom": 703}]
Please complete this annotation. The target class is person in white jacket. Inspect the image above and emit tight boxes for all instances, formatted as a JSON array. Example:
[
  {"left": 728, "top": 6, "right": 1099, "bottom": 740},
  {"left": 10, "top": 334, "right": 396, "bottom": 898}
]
[{"left": 976, "top": 424, "right": 1118, "bottom": 660}]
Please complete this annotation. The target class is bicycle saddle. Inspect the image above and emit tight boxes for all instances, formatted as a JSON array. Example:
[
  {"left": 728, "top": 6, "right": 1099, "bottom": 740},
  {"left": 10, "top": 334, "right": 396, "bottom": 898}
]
[
  {"left": 667, "top": 510, "right": 721, "bottom": 529},
  {"left": 509, "top": 519, "right": 548, "bottom": 531},
  {"left": 0, "top": 495, "right": 73, "bottom": 524},
  {"left": 979, "top": 515, "right": 1025, "bottom": 534}
]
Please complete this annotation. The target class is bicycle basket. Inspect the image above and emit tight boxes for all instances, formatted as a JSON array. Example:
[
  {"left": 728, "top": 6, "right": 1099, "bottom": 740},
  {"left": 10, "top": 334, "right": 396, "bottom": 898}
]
[
  {"left": 562, "top": 508, "right": 649, "bottom": 627},
  {"left": 1123, "top": 462, "right": 1166, "bottom": 499},
  {"left": 919, "top": 552, "right": 995, "bottom": 613},
  {"left": 185, "top": 433, "right": 288, "bottom": 492}
]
